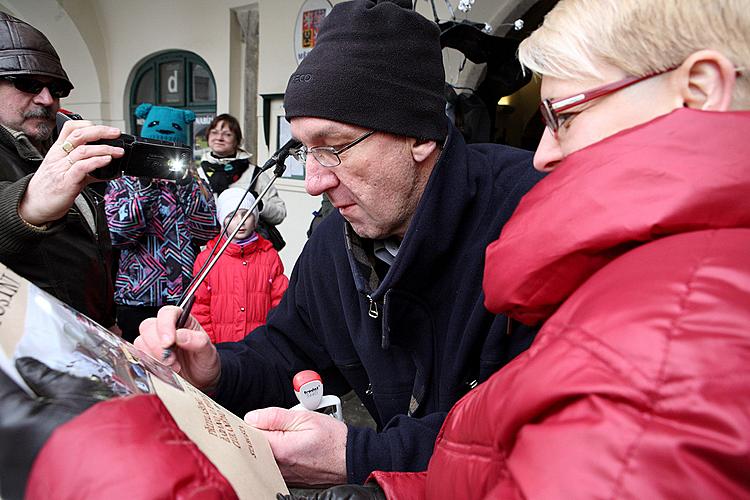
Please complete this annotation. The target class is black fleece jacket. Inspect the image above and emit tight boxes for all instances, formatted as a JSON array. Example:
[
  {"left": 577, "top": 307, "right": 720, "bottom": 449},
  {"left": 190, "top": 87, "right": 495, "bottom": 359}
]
[{"left": 214, "top": 122, "right": 544, "bottom": 483}]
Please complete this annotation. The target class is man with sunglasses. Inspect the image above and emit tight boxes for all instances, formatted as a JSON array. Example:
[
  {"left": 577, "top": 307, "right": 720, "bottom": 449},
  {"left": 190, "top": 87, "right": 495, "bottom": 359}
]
[
  {"left": 136, "top": 0, "right": 542, "bottom": 488},
  {"left": 0, "top": 12, "right": 124, "bottom": 329}
]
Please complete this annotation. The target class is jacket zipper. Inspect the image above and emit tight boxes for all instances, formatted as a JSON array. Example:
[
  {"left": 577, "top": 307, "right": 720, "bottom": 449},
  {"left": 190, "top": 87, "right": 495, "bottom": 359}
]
[{"left": 366, "top": 294, "right": 379, "bottom": 318}]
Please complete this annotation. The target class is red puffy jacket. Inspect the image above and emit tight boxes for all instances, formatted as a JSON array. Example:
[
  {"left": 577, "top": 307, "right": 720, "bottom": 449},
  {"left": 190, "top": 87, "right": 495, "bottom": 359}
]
[
  {"left": 26, "top": 395, "right": 237, "bottom": 499},
  {"left": 193, "top": 234, "right": 288, "bottom": 343},
  {"left": 371, "top": 109, "right": 750, "bottom": 498}
]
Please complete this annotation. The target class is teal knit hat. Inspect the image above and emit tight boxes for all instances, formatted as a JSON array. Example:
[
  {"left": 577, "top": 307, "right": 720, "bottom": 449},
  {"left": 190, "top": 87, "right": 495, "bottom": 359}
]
[{"left": 135, "top": 103, "right": 195, "bottom": 145}]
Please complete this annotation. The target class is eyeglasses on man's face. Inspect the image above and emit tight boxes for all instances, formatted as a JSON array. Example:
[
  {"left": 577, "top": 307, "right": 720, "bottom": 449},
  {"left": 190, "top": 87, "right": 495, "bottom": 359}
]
[
  {"left": 1, "top": 75, "right": 71, "bottom": 99},
  {"left": 540, "top": 67, "right": 676, "bottom": 135},
  {"left": 291, "top": 130, "right": 375, "bottom": 167}
]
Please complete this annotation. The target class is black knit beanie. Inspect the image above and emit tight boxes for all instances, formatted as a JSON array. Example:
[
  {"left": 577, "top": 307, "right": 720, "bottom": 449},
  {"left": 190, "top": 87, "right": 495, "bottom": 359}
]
[{"left": 284, "top": 0, "right": 447, "bottom": 143}]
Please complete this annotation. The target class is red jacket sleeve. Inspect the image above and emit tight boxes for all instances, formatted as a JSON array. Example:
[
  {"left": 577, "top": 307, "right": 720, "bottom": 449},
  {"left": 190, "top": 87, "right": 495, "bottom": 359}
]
[
  {"left": 191, "top": 251, "right": 216, "bottom": 342},
  {"left": 269, "top": 253, "right": 289, "bottom": 309},
  {"left": 26, "top": 394, "right": 237, "bottom": 500},
  {"left": 369, "top": 471, "right": 426, "bottom": 500}
]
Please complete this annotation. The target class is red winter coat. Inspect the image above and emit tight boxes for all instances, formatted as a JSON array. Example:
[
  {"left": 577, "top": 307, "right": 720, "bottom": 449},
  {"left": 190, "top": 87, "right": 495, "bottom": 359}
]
[
  {"left": 193, "top": 234, "right": 288, "bottom": 343},
  {"left": 27, "top": 395, "right": 238, "bottom": 499},
  {"left": 371, "top": 109, "right": 750, "bottom": 499}
]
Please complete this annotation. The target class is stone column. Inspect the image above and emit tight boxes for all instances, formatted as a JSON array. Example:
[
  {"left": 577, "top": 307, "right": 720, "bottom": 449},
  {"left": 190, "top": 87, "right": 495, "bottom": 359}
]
[{"left": 233, "top": 5, "right": 259, "bottom": 161}]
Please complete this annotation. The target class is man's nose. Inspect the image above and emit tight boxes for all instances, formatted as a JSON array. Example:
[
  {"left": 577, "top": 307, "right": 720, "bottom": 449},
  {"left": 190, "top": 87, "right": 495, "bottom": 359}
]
[
  {"left": 32, "top": 87, "right": 56, "bottom": 106},
  {"left": 533, "top": 128, "right": 564, "bottom": 172},
  {"left": 304, "top": 157, "right": 339, "bottom": 196}
]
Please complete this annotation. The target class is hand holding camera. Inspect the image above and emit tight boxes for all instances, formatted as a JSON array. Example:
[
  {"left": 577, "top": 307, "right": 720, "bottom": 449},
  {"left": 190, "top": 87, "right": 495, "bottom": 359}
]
[
  {"left": 57, "top": 111, "right": 193, "bottom": 182},
  {"left": 88, "top": 134, "right": 192, "bottom": 182},
  {"left": 18, "top": 118, "right": 124, "bottom": 226},
  {"left": 19, "top": 112, "right": 194, "bottom": 227}
]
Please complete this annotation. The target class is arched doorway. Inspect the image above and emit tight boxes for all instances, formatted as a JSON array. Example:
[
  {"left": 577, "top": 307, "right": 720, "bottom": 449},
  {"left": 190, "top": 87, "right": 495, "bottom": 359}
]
[{"left": 128, "top": 50, "right": 216, "bottom": 159}]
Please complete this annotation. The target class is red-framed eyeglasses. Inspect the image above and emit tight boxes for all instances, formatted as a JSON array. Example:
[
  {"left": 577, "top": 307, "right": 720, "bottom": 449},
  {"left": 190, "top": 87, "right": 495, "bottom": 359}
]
[{"left": 540, "top": 67, "right": 676, "bottom": 134}]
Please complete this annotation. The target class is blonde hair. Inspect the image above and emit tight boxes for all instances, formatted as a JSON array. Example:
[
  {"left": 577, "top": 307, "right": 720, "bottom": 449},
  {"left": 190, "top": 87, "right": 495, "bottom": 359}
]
[{"left": 518, "top": 0, "right": 750, "bottom": 104}]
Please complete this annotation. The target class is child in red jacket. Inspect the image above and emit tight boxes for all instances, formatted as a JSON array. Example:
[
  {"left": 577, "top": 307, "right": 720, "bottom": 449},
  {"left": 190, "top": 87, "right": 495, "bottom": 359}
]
[{"left": 192, "top": 188, "right": 289, "bottom": 343}]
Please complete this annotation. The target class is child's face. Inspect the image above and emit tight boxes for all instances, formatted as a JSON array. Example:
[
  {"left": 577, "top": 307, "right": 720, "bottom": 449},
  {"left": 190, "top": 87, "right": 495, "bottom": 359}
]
[{"left": 224, "top": 209, "right": 256, "bottom": 240}]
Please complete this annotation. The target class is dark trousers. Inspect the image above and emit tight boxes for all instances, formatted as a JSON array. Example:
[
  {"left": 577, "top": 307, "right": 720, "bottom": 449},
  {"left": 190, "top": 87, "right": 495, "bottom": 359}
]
[{"left": 116, "top": 304, "right": 162, "bottom": 343}]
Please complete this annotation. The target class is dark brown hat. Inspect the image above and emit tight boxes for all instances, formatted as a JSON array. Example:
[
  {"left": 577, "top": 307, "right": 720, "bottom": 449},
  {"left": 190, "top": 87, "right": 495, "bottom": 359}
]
[{"left": 0, "top": 12, "right": 73, "bottom": 92}]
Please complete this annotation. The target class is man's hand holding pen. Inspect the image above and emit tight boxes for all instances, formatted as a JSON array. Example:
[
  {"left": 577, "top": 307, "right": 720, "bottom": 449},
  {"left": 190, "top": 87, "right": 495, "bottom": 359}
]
[
  {"left": 134, "top": 306, "right": 221, "bottom": 390},
  {"left": 133, "top": 141, "right": 300, "bottom": 389}
]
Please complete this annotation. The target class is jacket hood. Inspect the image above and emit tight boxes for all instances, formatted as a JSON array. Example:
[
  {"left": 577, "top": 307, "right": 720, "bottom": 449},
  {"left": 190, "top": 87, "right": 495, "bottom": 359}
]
[
  {"left": 483, "top": 108, "right": 750, "bottom": 325},
  {"left": 0, "top": 12, "right": 73, "bottom": 90}
]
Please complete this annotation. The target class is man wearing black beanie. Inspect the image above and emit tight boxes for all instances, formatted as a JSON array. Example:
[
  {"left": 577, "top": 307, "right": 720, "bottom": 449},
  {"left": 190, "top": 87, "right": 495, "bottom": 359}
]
[{"left": 138, "top": 0, "right": 543, "bottom": 489}]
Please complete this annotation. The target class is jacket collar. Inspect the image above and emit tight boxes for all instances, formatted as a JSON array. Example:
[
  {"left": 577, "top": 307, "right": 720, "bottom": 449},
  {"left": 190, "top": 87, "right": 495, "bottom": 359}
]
[
  {"left": 200, "top": 147, "right": 252, "bottom": 164},
  {"left": 345, "top": 121, "right": 472, "bottom": 298},
  {"left": 0, "top": 124, "right": 45, "bottom": 160},
  {"left": 483, "top": 108, "right": 750, "bottom": 325},
  {"left": 205, "top": 233, "right": 272, "bottom": 257}
]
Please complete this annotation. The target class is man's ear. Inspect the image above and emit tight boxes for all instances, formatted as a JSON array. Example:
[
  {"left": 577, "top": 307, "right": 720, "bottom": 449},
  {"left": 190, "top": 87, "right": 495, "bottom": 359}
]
[
  {"left": 410, "top": 138, "right": 438, "bottom": 163},
  {"left": 679, "top": 50, "right": 737, "bottom": 111}
]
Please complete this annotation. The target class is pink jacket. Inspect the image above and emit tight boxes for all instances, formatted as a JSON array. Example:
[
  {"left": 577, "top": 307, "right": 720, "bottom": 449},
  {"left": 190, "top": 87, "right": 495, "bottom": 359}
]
[
  {"left": 371, "top": 109, "right": 750, "bottom": 499},
  {"left": 192, "top": 234, "right": 288, "bottom": 343}
]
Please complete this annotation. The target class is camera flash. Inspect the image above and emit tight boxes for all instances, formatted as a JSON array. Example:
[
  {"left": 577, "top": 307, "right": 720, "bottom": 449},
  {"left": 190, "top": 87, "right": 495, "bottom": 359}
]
[{"left": 168, "top": 159, "right": 186, "bottom": 172}]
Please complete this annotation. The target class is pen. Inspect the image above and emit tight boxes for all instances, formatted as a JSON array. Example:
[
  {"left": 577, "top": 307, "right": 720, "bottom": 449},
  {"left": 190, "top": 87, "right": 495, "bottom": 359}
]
[
  {"left": 160, "top": 295, "right": 194, "bottom": 360},
  {"left": 159, "top": 140, "right": 300, "bottom": 362}
]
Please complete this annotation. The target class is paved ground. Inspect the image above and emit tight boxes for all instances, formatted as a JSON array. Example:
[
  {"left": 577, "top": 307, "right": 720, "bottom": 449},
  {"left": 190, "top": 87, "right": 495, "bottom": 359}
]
[{"left": 340, "top": 390, "right": 377, "bottom": 429}]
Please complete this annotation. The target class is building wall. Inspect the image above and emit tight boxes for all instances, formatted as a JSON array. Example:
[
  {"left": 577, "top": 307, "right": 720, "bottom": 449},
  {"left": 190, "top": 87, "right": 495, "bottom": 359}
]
[{"left": 0, "top": 0, "right": 521, "bottom": 274}]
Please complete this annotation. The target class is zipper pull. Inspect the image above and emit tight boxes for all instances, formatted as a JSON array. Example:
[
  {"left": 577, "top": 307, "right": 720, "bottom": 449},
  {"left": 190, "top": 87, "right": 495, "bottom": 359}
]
[
  {"left": 365, "top": 383, "right": 373, "bottom": 396},
  {"left": 367, "top": 295, "right": 379, "bottom": 319}
]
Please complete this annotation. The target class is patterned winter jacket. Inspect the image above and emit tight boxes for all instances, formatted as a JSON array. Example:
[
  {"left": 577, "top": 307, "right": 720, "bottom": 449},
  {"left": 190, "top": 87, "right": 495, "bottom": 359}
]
[{"left": 105, "top": 176, "right": 219, "bottom": 307}]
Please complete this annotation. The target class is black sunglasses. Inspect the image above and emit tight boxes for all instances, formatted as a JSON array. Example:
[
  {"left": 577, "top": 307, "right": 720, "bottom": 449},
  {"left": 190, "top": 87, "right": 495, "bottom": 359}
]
[{"left": 2, "top": 75, "right": 71, "bottom": 98}]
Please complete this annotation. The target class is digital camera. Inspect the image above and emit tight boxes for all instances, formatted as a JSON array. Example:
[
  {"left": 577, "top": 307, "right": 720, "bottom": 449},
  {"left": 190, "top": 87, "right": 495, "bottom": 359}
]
[
  {"left": 87, "top": 134, "right": 192, "bottom": 181},
  {"left": 56, "top": 112, "right": 192, "bottom": 181}
]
